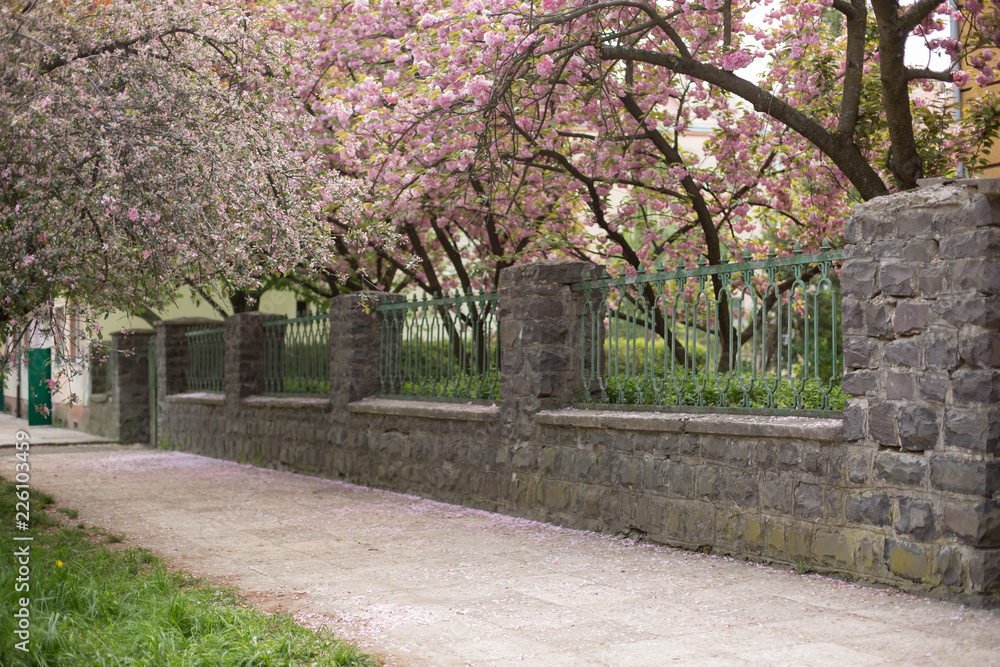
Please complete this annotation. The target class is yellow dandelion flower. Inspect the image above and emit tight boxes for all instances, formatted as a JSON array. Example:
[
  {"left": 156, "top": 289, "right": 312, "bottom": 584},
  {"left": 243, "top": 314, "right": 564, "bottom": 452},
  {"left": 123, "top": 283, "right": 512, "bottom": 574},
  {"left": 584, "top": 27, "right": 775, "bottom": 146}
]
[{"left": 56, "top": 561, "right": 63, "bottom": 567}]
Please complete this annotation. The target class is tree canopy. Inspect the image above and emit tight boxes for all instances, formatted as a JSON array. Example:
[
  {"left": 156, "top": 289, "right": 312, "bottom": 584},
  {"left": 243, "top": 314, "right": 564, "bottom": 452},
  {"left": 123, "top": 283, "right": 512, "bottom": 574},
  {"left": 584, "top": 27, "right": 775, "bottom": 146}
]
[
  {"left": 0, "top": 0, "right": 378, "bottom": 369},
  {"left": 281, "top": 0, "right": 1000, "bottom": 293}
]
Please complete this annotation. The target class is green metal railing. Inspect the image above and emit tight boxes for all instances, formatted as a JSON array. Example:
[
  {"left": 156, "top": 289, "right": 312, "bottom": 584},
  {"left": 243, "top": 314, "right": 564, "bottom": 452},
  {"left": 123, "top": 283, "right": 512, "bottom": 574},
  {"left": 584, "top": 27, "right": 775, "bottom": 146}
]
[
  {"left": 378, "top": 290, "right": 500, "bottom": 402},
  {"left": 185, "top": 326, "right": 225, "bottom": 393},
  {"left": 574, "top": 243, "right": 845, "bottom": 416},
  {"left": 263, "top": 314, "right": 330, "bottom": 394}
]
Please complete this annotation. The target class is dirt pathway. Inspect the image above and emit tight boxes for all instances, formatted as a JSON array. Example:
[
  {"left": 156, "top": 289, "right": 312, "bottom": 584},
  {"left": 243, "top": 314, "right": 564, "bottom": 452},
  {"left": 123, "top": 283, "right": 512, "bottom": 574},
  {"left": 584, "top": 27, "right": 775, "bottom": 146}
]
[{"left": 19, "top": 444, "right": 1000, "bottom": 666}]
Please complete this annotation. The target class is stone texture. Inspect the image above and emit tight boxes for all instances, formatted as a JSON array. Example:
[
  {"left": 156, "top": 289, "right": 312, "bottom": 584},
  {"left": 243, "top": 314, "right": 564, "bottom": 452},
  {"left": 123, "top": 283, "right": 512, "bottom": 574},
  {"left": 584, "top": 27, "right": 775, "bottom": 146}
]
[
  {"left": 931, "top": 458, "right": 1000, "bottom": 497},
  {"left": 895, "top": 498, "right": 938, "bottom": 542},
  {"left": 886, "top": 539, "right": 932, "bottom": 582},
  {"left": 846, "top": 492, "right": 891, "bottom": 526},
  {"left": 896, "top": 404, "right": 939, "bottom": 452},
  {"left": 840, "top": 259, "right": 879, "bottom": 299},
  {"left": 893, "top": 302, "right": 929, "bottom": 335},
  {"left": 873, "top": 451, "right": 926, "bottom": 487},
  {"left": 867, "top": 400, "right": 896, "bottom": 446},
  {"left": 944, "top": 408, "right": 1000, "bottom": 452},
  {"left": 884, "top": 338, "right": 923, "bottom": 368},
  {"left": 880, "top": 262, "right": 917, "bottom": 297}
]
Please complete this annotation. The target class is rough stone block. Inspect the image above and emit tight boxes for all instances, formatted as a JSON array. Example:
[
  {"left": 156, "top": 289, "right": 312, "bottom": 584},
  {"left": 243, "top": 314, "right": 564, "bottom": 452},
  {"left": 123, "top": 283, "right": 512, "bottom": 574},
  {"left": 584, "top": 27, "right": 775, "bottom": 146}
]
[
  {"left": 868, "top": 400, "right": 896, "bottom": 446},
  {"left": 918, "top": 263, "right": 947, "bottom": 295},
  {"left": 669, "top": 461, "right": 695, "bottom": 498},
  {"left": 893, "top": 303, "right": 930, "bottom": 336},
  {"left": 824, "top": 488, "right": 845, "bottom": 523},
  {"left": 841, "top": 259, "right": 879, "bottom": 299},
  {"left": 951, "top": 370, "right": 1000, "bottom": 404},
  {"left": 786, "top": 526, "right": 813, "bottom": 561},
  {"left": 842, "top": 297, "right": 865, "bottom": 335},
  {"left": 885, "top": 539, "right": 933, "bottom": 583},
  {"left": 919, "top": 371, "right": 949, "bottom": 403},
  {"left": 886, "top": 371, "right": 918, "bottom": 401},
  {"left": 774, "top": 442, "right": 801, "bottom": 470},
  {"left": 874, "top": 451, "right": 926, "bottom": 486},
  {"left": 969, "top": 548, "right": 1000, "bottom": 593},
  {"left": 901, "top": 239, "right": 938, "bottom": 262},
  {"left": 865, "top": 303, "right": 892, "bottom": 337},
  {"left": 944, "top": 408, "right": 1000, "bottom": 452},
  {"left": 760, "top": 474, "right": 793, "bottom": 513},
  {"left": 897, "top": 404, "right": 939, "bottom": 452},
  {"left": 844, "top": 215, "right": 862, "bottom": 244},
  {"left": 842, "top": 371, "right": 877, "bottom": 396},
  {"left": 939, "top": 228, "right": 1000, "bottom": 259},
  {"left": 724, "top": 471, "right": 759, "bottom": 508},
  {"left": 960, "top": 330, "right": 1000, "bottom": 369},
  {"left": 845, "top": 492, "right": 890, "bottom": 526},
  {"left": 925, "top": 333, "right": 960, "bottom": 370},
  {"left": 741, "top": 517, "right": 763, "bottom": 550},
  {"left": 764, "top": 520, "right": 786, "bottom": 557},
  {"left": 842, "top": 401, "right": 866, "bottom": 441},
  {"left": 881, "top": 263, "right": 917, "bottom": 297},
  {"left": 695, "top": 466, "right": 721, "bottom": 500},
  {"left": 843, "top": 336, "right": 878, "bottom": 369},
  {"left": 931, "top": 458, "right": 1000, "bottom": 496},
  {"left": 847, "top": 451, "right": 869, "bottom": 483},
  {"left": 794, "top": 483, "right": 824, "bottom": 521},
  {"left": 937, "top": 546, "right": 963, "bottom": 588},
  {"left": 813, "top": 531, "right": 854, "bottom": 567},
  {"left": 897, "top": 210, "right": 935, "bottom": 237},
  {"left": 895, "top": 498, "right": 939, "bottom": 542},
  {"left": 856, "top": 535, "right": 883, "bottom": 573}
]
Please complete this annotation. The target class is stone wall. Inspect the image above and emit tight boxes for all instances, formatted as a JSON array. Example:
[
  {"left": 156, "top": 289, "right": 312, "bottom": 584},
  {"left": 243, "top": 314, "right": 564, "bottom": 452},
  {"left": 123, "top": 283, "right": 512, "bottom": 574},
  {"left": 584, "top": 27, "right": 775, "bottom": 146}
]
[
  {"left": 840, "top": 182, "right": 999, "bottom": 597},
  {"left": 153, "top": 183, "right": 999, "bottom": 604}
]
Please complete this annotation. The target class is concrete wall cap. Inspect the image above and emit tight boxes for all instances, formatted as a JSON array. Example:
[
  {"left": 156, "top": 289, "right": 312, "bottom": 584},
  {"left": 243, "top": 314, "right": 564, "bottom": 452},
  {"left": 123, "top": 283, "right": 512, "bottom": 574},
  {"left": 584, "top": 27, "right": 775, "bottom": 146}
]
[
  {"left": 348, "top": 398, "right": 499, "bottom": 422},
  {"left": 166, "top": 393, "right": 224, "bottom": 406},
  {"left": 536, "top": 408, "right": 843, "bottom": 441},
  {"left": 242, "top": 396, "right": 331, "bottom": 411}
]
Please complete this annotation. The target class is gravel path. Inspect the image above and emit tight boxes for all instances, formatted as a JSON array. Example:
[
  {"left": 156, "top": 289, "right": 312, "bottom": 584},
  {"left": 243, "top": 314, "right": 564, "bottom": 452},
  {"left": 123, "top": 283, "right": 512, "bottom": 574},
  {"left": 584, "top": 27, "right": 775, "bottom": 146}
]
[{"left": 20, "top": 444, "right": 1000, "bottom": 666}]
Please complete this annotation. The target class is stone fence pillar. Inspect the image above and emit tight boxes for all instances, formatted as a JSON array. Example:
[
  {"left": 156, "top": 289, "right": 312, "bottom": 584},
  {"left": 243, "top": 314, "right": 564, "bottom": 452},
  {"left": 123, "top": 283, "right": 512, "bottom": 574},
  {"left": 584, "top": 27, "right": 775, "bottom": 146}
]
[
  {"left": 154, "top": 318, "right": 219, "bottom": 397},
  {"left": 225, "top": 312, "right": 284, "bottom": 400},
  {"left": 330, "top": 293, "right": 403, "bottom": 416},
  {"left": 841, "top": 181, "right": 999, "bottom": 595},
  {"left": 108, "top": 330, "right": 154, "bottom": 444},
  {"left": 497, "top": 260, "right": 604, "bottom": 441}
]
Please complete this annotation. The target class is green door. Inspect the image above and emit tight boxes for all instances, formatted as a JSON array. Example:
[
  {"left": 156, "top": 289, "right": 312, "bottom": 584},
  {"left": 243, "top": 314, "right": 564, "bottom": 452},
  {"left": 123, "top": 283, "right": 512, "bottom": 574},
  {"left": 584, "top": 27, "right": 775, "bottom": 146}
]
[{"left": 27, "top": 348, "right": 52, "bottom": 426}]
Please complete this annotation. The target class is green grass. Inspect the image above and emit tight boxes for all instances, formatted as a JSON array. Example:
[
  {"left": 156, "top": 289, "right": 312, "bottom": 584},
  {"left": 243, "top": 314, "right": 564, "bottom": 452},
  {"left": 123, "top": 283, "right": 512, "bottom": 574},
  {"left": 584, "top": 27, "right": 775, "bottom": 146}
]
[
  {"left": 599, "top": 372, "right": 846, "bottom": 411},
  {"left": 0, "top": 479, "right": 379, "bottom": 667},
  {"left": 399, "top": 371, "right": 500, "bottom": 401}
]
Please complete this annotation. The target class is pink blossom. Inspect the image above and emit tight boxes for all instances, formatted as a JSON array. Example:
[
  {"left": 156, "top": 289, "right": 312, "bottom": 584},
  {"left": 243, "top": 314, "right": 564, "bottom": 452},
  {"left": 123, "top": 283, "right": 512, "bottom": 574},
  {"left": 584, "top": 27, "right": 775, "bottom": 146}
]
[
  {"left": 536, "top": 54, "right": 554, "bottom": 78},
  {"left": 722, "top": 50, "right": 754, "bottom": 71},
  {"left": 483, "top": 31, "right": 504, "bottom": 49}
]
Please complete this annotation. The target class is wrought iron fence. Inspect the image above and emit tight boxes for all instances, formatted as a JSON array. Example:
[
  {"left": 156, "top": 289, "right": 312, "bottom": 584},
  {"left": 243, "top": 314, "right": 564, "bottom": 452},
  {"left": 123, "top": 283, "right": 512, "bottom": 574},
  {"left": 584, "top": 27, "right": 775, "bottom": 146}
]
[
  {"left": 185, "top": 326, "right": 225, "bottom": 393},
  {"left": 574, "top": 243, "right": 845, "bottom": 416},
  {"left": 263, "top": 314, "right": 330, "bottom": 394},
  {"left": 378, "top": 290, "right": 500, "bottom": 402}
]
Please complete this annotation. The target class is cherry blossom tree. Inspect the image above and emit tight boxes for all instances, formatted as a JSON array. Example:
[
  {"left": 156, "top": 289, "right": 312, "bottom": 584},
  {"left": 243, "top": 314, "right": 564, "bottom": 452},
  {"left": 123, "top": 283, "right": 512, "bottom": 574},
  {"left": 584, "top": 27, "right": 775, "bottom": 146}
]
[
  {"left": 0, "top": 0, "right": 375, "bottom": 374},
  {"left": 282, "top": 0, "right": 998, "bottom": 277},
  {"left": 278, "top": 0, "right": 1000, "bottom": 372}
]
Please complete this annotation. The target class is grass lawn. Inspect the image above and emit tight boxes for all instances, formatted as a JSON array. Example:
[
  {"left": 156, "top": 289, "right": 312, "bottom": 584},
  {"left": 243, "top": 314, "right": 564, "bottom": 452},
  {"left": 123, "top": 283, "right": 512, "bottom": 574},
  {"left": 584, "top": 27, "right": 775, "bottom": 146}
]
[{"left": 0, "top": 477, "right": 379, "bottom": 666}]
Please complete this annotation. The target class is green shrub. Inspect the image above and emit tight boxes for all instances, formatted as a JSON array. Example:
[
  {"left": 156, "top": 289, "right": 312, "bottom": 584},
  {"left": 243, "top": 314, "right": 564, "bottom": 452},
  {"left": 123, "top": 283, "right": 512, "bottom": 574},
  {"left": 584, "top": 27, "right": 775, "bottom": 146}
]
[{"left": 600, "top": 372, "right": 845, "bottom": 411}]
